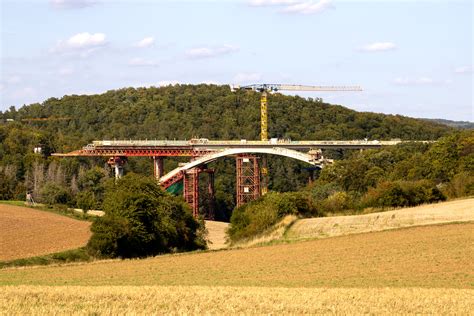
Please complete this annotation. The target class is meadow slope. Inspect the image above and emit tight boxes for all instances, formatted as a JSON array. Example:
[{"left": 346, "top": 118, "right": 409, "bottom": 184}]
[
  {"left": 0, "top": 204, "right": 91, "bottom": 261},
  {"left": 287, "top": 198, "right": 474, "bottom": 241}
]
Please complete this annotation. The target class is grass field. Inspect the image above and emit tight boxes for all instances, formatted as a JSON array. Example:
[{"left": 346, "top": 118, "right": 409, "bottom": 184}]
[{"left": 0, "top": 204, "right": 91, "bottom": 261}]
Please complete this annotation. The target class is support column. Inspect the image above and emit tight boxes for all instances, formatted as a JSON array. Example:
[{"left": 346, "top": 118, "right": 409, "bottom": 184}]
[
  {"left": 207, "top": 170, "right": 215, "bottom": 220},
  {"left": 236, "top": 155, "right": 260, "bottom": 208},
  {"left": 153, "top": 156, "right": 164, "bottom": 181},
  {"left": 107, "top": 157, "right": 127, "bottom": 179}
]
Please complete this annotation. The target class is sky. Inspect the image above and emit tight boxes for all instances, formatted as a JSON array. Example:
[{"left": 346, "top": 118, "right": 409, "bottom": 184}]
[{"left": 1, "top": 0, "right": 472, "bottom": 121}]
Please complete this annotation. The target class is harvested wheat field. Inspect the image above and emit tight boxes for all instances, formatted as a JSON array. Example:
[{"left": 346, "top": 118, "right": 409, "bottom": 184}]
[
  {"left": 287, "top": 198, "right": 474, "bottom": 241},
  {"left": 1, "top": 222, "right": 473, "bottom": 288},
  {"left": 1, "top": 286, "right": 472, "bottom": 314},
  {"left": 205, "top": 220, "right": 228, "bottom": 249},
  {"left": 0, "top": 204, "right": 91, "bottom": 261}
]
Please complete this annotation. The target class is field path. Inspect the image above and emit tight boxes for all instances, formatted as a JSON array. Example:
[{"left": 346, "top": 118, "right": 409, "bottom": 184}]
[
  {"left": 0, "top": 204, "right": 91, "bottom": 261},
  {"left": 205, "top": 220, "right": 228, "bottom": 249},
  {"left": 287, "top": 198, "right": 474, "bottom": 241}
]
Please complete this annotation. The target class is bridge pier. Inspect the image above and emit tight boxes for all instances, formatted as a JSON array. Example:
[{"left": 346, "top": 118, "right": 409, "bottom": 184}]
[
  {"left": 236, "top": 155, "right": 260, "bottom": 207},
  {"left": 153, "top": 156, "right": 164, "bottom": 180},
  {"left": 107, "top": 157, "right": 127, "bottom": 179}
]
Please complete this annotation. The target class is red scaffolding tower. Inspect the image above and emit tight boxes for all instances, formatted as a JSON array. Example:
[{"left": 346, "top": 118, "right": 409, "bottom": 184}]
[{"left": 236, "top": 155, "right": 260, "bottom": 207}]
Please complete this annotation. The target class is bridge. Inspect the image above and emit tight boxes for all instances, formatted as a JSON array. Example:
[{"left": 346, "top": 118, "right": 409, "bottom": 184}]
[{"left": 53, "top": 138, "right": 411, "bottom": 218}]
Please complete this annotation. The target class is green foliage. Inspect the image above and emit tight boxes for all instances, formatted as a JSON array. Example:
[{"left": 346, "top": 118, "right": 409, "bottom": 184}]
[
  {"left": 361, "top": 180, "right": 446, "bottom": 208},
  {"left": 39, "top": 182, "right": 73, "bottom": 206},
  {"left": 0, "top": 248, "right": 91, "bottom": 269},
  {"left": 228, "top": 191, "right": 318, "bottom": 242},
  {"left": 75, "top": 190, "right": 95, "bottom": 212},
  {"left": 87, "top": 174, "right": 206, "bottom": 259},
  {"left": 442, "top": 172, "right": 474, "bottom": 198}
]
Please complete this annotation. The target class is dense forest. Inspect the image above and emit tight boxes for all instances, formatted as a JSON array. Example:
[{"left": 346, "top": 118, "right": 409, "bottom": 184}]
[{"left": 0, "top": 84, "right": 466, "bottom": 220}]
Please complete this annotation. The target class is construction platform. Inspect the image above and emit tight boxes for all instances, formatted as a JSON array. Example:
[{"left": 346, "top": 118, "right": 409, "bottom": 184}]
[{"left": 52, "top": 138, "right": 410, "bottom": 157}]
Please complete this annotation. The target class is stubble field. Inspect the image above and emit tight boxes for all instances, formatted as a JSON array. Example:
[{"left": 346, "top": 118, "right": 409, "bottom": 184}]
[
  {"left": 0, "top": 204, "right": 91, "bottom": 261},
  {"left": 1, "top": 223, "right": 472, "bottom": 288},
  {"left": 1, "top": 286, "right": 472, "bottom": 314}
]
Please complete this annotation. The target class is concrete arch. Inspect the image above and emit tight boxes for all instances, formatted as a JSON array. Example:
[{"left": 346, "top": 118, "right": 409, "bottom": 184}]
[{"left": 159, "top": 147, "right": 321, "bottom": 184}]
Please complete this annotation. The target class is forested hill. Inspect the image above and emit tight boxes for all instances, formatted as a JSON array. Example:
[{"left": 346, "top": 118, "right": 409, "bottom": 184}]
[{"left": 1, "top": 84, "right": 451, "bottom": 152}]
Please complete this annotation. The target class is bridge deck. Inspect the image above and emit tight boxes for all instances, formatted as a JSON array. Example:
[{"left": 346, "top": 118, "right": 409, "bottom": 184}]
[{"left": 52, "top": 139, "right": 416, "bottom": 157}]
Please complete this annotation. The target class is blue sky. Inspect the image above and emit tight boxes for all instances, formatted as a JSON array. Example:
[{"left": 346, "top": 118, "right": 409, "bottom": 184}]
[{"left": 1, "top": 0, "right": 472, "bottom": 121}]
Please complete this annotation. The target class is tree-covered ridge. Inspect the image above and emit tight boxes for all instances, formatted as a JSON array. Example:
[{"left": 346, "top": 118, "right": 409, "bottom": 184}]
[
  {"left": 2, "top": 84, "right": 451, "bottom": 147},
  {"left": 0, "top": 84, "right": 457, "bottom": 219}
]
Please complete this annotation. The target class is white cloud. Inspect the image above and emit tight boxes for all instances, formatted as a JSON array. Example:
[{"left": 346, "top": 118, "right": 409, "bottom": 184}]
[
  {"left": 51, "top": 32, "right": 107, "bottom": 55},
  {"left": 455, "top": 66, "right": 473, "bottom": 74},
  {"left": 50, "top": 0, "right": 98, "bottom": 9},
  {"left": 5, "top": 76, "right": 22, "bottom": 84},
  {"left": 12, "top": 87, "right": 37, "bottom": 99},
  {"left": 233, "top": 72, "right": 262, "bottom": 83},
  {"left": 186, "top": 45, "right": 239, "bottom": 59},
  {"left": 360, "top": 42, "right": 397, "bottom": 52},
  {"left": 393, "top": 77, "right": 436, "bottom": 86},
  {"left": 128, "top": 57, "right": 159, "bottom": 67},
  {"left": 281, "top": 0, "right": 333, "bottom": 14},
  {"left": 58, "top": 67, "right": 74, "bottom": 76},
  {"left": 134, "top": 37, "right": 155, "bottom": 48},
  {"left": 200, "top": 80, "right": 220, "bottom": 85},
  {"left": 249, "top": 0, "right": 297, "bottom": 6},
  {"left": 249, "top": 0, "right": 333, "bottom": 15}
]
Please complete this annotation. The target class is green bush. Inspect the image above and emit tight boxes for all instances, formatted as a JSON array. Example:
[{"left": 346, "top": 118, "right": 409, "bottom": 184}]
[
  {"left": 321, "top": 191, "right": 351, "bottom": 213},
  {"left": 361, "top": 180, "right": 446, "bottom": 208},
  {"left": 39, "top": 182, "right": 73, "bottom": 206},
  {"left": 442, "top": 172, "right": 474, "bottom": 198},
  {"left": 87, "top": 174, "right": 206, "bottom": 259},
  {"left": 228, "top": 191, "right": 318, "bottom": 242},
  {"left": 76, "top": 190, "right": 95, "bottom": 212}
]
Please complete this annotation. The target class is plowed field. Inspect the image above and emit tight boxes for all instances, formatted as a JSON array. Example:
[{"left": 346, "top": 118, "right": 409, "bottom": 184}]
[{"left": 0, "top": 204, "right": 91, "bottom": 261}]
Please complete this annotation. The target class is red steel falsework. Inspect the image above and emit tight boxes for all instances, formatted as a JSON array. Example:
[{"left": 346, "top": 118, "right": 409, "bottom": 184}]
[
  {"left": 236, "top": 155, "right": 260, "bottom": 207},
  {"left": 182, "top": 167, "right": 216, "bottom": 219},
  {"left": 183, "top": 169, "right": 200, "bottom": 217}
]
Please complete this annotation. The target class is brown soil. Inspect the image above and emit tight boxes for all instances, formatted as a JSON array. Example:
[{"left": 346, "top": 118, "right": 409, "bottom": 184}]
[{"left": 0, "top": 204, "right": 91, "bottom": 261}]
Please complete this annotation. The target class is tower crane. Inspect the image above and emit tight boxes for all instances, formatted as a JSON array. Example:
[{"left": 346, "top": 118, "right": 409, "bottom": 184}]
[
  {"left": 231, "top": 84, "right": 362, "bottom": 141},
  {"left": 231, "top": 83, "right": 362, "bottom": 194}
]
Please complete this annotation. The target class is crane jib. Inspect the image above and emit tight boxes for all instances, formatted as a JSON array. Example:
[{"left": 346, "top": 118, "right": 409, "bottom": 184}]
[{"left": 238, "top": 84, "right": 362, "bottom": 92}]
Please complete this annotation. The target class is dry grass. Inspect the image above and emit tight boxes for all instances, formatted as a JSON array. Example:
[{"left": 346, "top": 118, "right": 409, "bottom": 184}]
[
  {"left": 1, "top": 223, "right": 473, "bottom": 289},
  {"left": 0, "top": 204, "right": 91, "bottom": 261},
  {"left": 231, "top": 215, "right": 298, "bottom": 248},
  {"left": 1, "top": 285, "right": 472, "bottom": 314},
  {"left": 204, "top": 220, "right": 229, "bottom": 250},
  {"left": 287, "top": 198, "right": 474, "bottom": 241}
]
